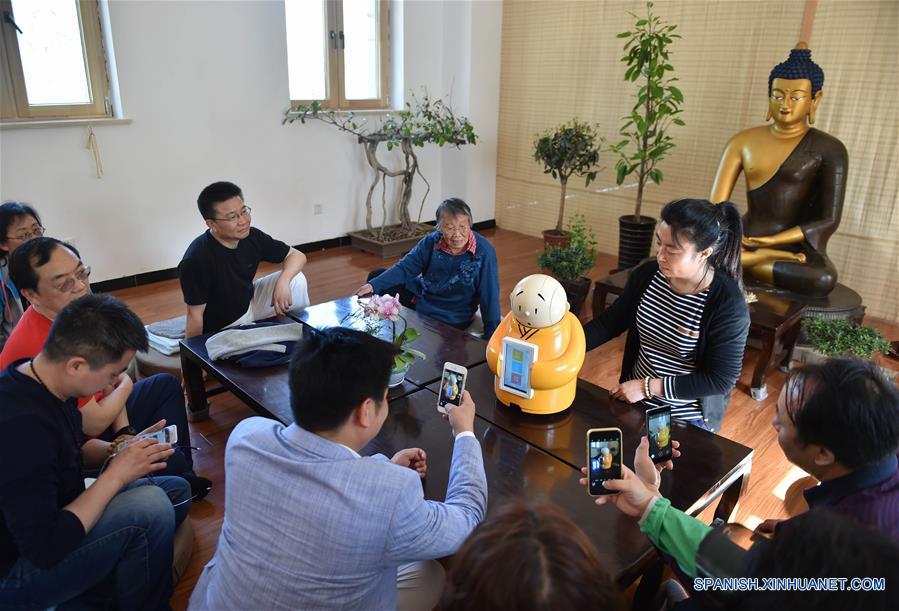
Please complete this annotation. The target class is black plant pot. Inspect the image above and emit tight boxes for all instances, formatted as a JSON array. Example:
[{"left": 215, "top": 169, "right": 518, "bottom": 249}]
[
  {"left": 558, "top": 276, "right": 592, "bottom": 316},
  {"left": 617, "top": 214, "right": 656, "bottom": 271}
]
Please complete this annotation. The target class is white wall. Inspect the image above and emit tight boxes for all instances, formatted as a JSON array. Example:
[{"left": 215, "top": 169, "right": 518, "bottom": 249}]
[{"left": 0, "top": 0, "right": 502, "bottom": 283}]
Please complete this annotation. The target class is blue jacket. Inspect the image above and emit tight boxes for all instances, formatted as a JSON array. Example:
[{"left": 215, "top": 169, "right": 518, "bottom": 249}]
[
  {"left": 189, "top": 418, "right": 487, "bottom": 611},
  {"left": 370, "top": 231, "right": 500, "bottom": 339}
]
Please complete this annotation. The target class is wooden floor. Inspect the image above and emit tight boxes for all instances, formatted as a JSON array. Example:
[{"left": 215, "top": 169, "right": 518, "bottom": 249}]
[{"left": 108, "top": 227, "right": 899, "bottom": 609}]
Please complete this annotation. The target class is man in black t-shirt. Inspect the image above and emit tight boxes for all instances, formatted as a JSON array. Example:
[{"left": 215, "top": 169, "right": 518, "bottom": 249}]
[{"left": 179, "top": 181, "right": 309, "bottom": 338}]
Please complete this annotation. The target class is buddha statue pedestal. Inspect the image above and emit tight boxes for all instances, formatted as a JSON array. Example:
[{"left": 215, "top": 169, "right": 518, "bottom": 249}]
[{"left": 747, "top": 280, "right": 864, "bottom": 324}]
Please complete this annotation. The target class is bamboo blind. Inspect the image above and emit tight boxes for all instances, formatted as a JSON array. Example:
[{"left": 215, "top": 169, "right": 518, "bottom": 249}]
[{"left": 495, "top": 0, "right": 898, "bottom": 320}]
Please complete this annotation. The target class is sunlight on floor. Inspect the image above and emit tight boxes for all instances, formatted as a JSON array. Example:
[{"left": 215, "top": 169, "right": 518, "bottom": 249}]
[
  {"left": 742, "top": 514, "right": 763, "bottom": 531},
  {"left": 772, "top": 464, "right": 810, "bottom": 501}
]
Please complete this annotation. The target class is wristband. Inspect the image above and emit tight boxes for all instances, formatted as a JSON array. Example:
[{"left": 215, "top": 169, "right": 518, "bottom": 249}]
[
  {"left": 643, "top": 377, "right": 652, "bottom": 400},
  {"left": 113, "top": 425, "right": 137, "bottom": 438}
]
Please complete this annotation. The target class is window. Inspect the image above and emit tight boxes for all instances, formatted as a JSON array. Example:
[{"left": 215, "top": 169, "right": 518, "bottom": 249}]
[
  {"left": 0, "top": 0, "right": 111, "bottom": 121},
  {"left": 285, "top": 0, "right": 389, "bottom": 110}
]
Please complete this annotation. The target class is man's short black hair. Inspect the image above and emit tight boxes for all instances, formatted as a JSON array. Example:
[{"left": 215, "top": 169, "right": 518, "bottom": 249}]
[
  {"left": 197, "top": 181, "right": 243, "bottom": 220},
  {"left": 740, "top": 509, "right": 899, "bottom": 611},
  {"left": 288, "top": 327, "right": 400, "bottom": 432},
  {"left": 44, "top": 294, "right": 148, "bottom": 368},
  {"left": 784, "top": 357, "right": 899, "bottom": 469},
  {"left": 9, "top": 237, "right": 81, "bottom": 293}
]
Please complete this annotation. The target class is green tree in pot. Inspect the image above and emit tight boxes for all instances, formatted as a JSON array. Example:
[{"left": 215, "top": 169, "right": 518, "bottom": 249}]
[
  {"left": 533, "top": 120, "right": 600, "bottom": 251},
  {"left": 798, "top": 317, "right": 894, "bottom": 381},
  {"left": 537, "top": 214, "right": 597, "bottom": 315},
  {"left": 612, "top": 1, "right": 685, "bottom": 270}
]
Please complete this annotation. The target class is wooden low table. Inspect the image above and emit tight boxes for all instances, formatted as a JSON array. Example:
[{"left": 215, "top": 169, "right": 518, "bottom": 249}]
[
  {"left": 745, "top": 290, "right": 807, "bottom": 400},
  {"left": 592, "top": 269, "right": 807, "bottom": 401},
  {"left": 180, "top": 302, "right": 753, "bottom": 599},
  {"left": 428, "top": 363, "right": 754, "bottom": 524},
  {"left": 179, "top": 315, "right": 424, "bottom": 422},
  {"left": 290, "top": 296, "right": 488, "bottom": 387}
]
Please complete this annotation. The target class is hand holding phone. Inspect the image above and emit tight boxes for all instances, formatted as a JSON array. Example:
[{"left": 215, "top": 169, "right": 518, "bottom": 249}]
[
  {"left": 586, "top": 428, "right": 622, "bottom": 496},
  {"left": 645, "top": 406, "right": 673, "bottom": 464},
  {"left": 581, "top": 465, "right": 660, "bottom": 516},
  {"left": 116, "top": 424, "right": 178, "bottom": 452},
  {"left": 438, "top": 362, "right": 468, "bottom": 415}
]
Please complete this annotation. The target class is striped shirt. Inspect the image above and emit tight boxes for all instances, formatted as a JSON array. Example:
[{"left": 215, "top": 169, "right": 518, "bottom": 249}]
[{"left": 631, "top": 271, "right": 710, "bottom": 422}]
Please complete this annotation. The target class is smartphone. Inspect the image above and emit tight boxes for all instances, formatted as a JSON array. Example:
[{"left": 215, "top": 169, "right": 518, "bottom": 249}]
[
  {"left": 586, "top": 428, "right": 622, "bottom": 496},
  {"left": 645, "top": 405, "right": 673, "bottom": 464},
  {"left": 437, "top": 362, "right": 468, "bottom": 414},
  {"left": 117, "top": 424, "right": 179, "bottom": 451}
]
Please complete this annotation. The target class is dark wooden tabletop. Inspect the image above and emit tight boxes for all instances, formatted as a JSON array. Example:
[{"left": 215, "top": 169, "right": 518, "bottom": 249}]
[
  {"left": 179, "top": 316, "right": 423, "bottom": 424},
  {"left": 180, "top": 307, "right": 754, "bottom": 588},
  {"left": 362, "top": 388, "right": 657, "bottom": 586},
  {"left": 290, "top": 296, "right": 488, "bottom": 386},
  {"left": 428, "top": 363, "right": 754, "bottom": 516}
]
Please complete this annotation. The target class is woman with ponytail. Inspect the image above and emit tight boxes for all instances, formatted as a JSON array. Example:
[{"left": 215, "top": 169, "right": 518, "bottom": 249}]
[{"left": 583, "top": 199, "right": 749, "bottom": 431}]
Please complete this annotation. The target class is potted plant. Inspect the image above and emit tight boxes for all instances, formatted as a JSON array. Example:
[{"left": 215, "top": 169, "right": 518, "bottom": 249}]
[
  {"left": 799, "top": 317, "right": 891, "bottom": 361},
  {"left": 533, "top": 120, "right": 601, "bottom": 250},
  {"left": 612, "top": 1, "right": 685, "bottom": 270},
  {"left": 343, "top": 293, "right": 426, "bottom": 386},
  {"left": 537, "top": 214, "right": 598, "bottom": 315},
  {"left": 285, "top": 94, "right": 477, "bottom": 258}
]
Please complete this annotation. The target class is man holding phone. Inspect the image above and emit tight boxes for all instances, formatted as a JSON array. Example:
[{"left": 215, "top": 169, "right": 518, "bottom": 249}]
[
  {"left": 0, "top": 295, "right": 191, "bottom": 609},
  {"left": 190, "top": 327, "right": 488, "bottom": 611}
]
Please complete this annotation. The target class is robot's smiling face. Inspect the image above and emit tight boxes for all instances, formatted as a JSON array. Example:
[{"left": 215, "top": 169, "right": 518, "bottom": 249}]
[{"left": 510, "top": 274, "right": 569, "bottom": 329}]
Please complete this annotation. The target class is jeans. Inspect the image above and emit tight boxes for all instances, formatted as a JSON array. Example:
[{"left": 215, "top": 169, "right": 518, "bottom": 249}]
[
  {"left": 0, "top": 476, "right": 191, "bottom": 610},
  {"left": 104, "top": 374, "right": 194, "bottom": 476}
]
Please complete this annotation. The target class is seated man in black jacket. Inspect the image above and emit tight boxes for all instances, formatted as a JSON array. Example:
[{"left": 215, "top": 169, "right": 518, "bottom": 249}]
[{"left": 0, "top": 294, "right": 191, "bottom": 610}]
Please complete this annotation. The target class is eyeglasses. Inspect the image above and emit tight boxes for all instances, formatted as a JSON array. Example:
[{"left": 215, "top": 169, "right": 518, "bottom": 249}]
[
  {"left": 441, "top": 224, "right": 471, "bottom": 237},
  {"left": 52, "top": 266, "right": 91, "bottom": 293},
  {"left": 5, "top": 225, "right": 45, "bottom": 241},
  {"left": 212, "top": 206, "right": 252, "bottom": 223}
]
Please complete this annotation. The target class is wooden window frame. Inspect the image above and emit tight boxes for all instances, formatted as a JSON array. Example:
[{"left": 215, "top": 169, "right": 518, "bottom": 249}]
[
  {"left": 0, "top": 0, "right": 111, "bottom": 121},
  {"left": 291, "top": 0, "right": 390, "bottom": 111}
]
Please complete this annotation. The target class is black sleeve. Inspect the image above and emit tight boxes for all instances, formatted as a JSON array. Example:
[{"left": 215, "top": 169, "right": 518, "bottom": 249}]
[
  {"left": 251, "top": 228, "right": 290, "bottom": 264},
  {"left": 583, "top": 262, "right": 652, "bottom": 351},
  {"left": 178, "top": 255, "right": 210, "bottom": 306},
  {"left": 671, "top": 285, "right": 750, "bottom": 399},
  {"left": 0, "top": 414, "right": 85, "bottom": 568}
]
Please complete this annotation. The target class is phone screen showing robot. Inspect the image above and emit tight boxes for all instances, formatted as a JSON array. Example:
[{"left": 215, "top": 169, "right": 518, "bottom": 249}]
[
  {"left": 587, "top": 428, "right": 622, "bottom": 496},
  {"left": 646, "top": 406, "right": 673, "bottom": 464},
  {"left": 438, "top": 363, "right": 467, "bottom": 414},
  {"left": 501, "top": 337, "right": 536, "bottom": 396}
]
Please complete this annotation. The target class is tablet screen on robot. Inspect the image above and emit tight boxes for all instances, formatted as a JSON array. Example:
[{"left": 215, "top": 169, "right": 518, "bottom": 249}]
[{"left": 499, "top": 337, "right": 537, "bottom": 398}]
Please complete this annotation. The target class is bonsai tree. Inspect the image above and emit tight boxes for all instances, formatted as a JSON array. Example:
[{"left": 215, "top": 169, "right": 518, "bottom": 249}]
[
  {"left": 533, "top": 120, "right": 601, "bottom": 238},
  {"left": 538, "top": 214, "right": 598, "bottom": 281},
  {"left": 802, "top": 317, "right": 890, "bottom": 360},
  {"left": 284, "top": 94, "right": 477, "bottom": 243},
  {"left": 612, "top": 1, "right": 684, "bottom": 222}
]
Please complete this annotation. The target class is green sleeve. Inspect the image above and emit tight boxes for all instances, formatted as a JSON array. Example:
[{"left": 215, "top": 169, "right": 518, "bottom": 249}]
[{"left": 639, "top": 497, "right": 712, "bottom": 578}]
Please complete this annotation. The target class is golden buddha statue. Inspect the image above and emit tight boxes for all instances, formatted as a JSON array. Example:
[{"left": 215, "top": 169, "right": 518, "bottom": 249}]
[{"left": 710, "top": 43, "right": 848, "bottom": 297}]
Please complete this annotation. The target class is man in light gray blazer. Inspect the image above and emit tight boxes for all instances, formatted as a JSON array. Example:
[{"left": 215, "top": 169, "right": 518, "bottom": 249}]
[{"left": 189, "top": 327, "right": 488, "bottom": 611}]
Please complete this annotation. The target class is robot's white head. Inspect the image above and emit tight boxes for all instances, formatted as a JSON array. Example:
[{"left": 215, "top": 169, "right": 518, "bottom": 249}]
[{"left": 509, "top": 274, "right": 569, "bottom": 328}]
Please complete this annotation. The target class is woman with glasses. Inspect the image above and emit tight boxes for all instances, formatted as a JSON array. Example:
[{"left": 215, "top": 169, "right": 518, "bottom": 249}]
[
  {"left": 0, "top": 202, "right": 45, "bottom": 350},
  {"left": 354, "top": 198, "right": 501, "bottom": 340}
]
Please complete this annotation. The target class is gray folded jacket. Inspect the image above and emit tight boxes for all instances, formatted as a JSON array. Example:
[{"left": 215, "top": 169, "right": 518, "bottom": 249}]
[
  {"left": 146, "top": 315, "right": 187, "bottom": 340},
  {"left": 205, "top": 322, "right": 304, "bottom": 361}
]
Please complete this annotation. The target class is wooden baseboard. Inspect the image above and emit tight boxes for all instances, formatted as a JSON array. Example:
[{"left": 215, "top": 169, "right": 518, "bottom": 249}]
[{"left": 90, "top": 219, "right": 497, "bottom": 293}]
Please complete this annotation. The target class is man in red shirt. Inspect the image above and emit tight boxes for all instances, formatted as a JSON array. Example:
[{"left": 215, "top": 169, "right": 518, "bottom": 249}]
[{"left": 1, "top": 238, "right": 208, "bottom": 496}]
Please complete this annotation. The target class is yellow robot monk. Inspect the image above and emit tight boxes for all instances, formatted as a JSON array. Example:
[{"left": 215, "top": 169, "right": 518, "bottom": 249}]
[{"left": 487, "top": 274, "right": 586, "bottom": 415}]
